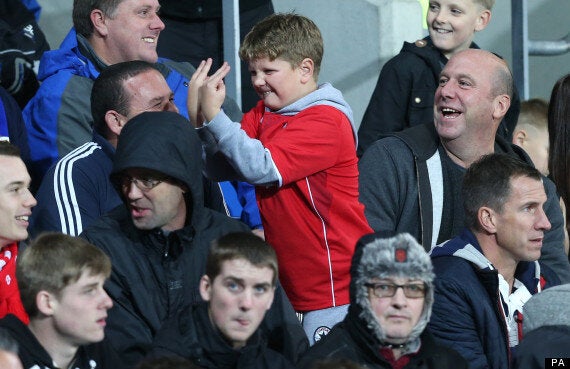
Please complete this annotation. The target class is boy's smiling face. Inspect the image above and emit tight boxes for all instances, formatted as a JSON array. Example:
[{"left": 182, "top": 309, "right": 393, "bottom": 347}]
[
  {"left": 248, "top": 57, "right": 316, "bottom": 111},
  {"left": 427, "top": 0, "right": 491, "bottom": 59}
]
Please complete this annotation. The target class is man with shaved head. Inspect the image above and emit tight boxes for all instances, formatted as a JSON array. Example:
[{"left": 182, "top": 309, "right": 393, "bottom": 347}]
[{"left": 358, "top": 49, "right": 570, "bottom": 282}]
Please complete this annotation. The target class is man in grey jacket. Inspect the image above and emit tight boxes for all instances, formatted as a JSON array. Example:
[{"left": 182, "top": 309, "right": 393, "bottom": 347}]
[{"left": 358, "top": 49, "right": 570, "bottom": 283}]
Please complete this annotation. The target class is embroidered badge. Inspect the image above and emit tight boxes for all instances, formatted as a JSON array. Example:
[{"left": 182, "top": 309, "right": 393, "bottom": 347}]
[
  {"left": 313, "top": 326, "right": 331, "bottom": 342},
  {"left": 395, "top": 248, "right": 407, "bottom": 263}
]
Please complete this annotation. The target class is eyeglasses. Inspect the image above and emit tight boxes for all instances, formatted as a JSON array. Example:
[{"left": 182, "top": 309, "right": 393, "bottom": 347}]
[
  {"left": 121, "top": 176, "right": 163, "bottom": 192},
  {"left": 364, "top": 283, "right": 426, "bottom": 299}
]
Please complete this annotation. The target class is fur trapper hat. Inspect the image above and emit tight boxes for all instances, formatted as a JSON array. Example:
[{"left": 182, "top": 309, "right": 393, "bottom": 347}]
[{"left": 352, "top": 232, "right": 435, "bottom": 346}]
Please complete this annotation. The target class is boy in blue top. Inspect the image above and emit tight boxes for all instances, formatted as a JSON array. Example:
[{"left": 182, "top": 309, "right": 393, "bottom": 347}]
[{"left": 357, "top": 0, "right": 519, "bottom": 156}]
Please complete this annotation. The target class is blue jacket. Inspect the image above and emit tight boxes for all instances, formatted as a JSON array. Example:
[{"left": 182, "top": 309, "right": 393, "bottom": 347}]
[
  {"left": 22, "top": 28, "right": 241, "bottom": 183},
  {"left": 428, "top": 228, "right": 561, "bottom": 369}
]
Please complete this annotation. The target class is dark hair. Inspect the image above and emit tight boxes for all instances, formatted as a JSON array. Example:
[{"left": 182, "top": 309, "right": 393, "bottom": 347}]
[
  {"left": 91, "top": 60, "right": 159, "bottom": 137},
  {"left": 17, "top": 232, "right": 112, "bottom": 318},
  {"left": 463, "top": 153, "right": 542, "bottom": 231},
  {"left": 547, "top": 74, "right": 570, "bottom": 216},
  {"left": 0, "top": 141, "right": 21, "bottom": 158},
  {"left": 135, "top": 356, "right": 202, "bottom": 369},
  {"left": 73, "top": 0, "right": 123, "bottom": 38},
  {"left": 206, "top": 232, "right": 278, "bottom": 286}
]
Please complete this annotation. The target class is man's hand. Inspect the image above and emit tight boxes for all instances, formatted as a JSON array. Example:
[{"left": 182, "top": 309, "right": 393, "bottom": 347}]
[{"left": 199, "top": 61, "right": 231, "bottom": 122}]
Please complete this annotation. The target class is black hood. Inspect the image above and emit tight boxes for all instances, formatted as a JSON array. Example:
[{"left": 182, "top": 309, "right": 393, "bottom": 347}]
[{"left": 111, "top": 111, "right": 205, "bottom": 227}]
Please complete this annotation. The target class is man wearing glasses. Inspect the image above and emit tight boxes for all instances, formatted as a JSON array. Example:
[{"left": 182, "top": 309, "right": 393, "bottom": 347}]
[
  {"left": 297, "top": 232, "right": 466, "bottom": 369},
  {"left": 428, "top": 153, "right": 561, "bottom": 369},
  {"left": 80, "top": 111, "right": 307, "bottom": 367}
]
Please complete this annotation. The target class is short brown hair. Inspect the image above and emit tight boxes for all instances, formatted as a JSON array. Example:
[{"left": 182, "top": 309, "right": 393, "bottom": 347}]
[
  {"left": 206, "top": 232, "right": 278, "bottom": 286},
  {"left": 239, "top": 13, "right": 324, "bottom": 78},
  {"left": 17, "top": 232, "right": 112, "bottom": 318},
  {"left": 0, "top": 141, "right": 21, "bottom": 158},
  {"left": 73, "top": 0, "right": 123, "bottom": 38}
]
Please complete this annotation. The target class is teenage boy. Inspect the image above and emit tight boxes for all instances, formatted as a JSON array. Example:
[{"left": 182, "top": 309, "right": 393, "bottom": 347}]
[
  {"left": 151, "top": 232, "right": 295, "bottom": 369},
  {"left": 190, "top": 13, "right": 372, "bottom": 344},
  {"left": 0, "top": 232, "right": 124, "bottom": 369}
]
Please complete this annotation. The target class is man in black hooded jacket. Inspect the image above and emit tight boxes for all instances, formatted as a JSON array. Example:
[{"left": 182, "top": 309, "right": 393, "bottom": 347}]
[{"left": 80, "top": 111, "right": 307, "bottom": 368}]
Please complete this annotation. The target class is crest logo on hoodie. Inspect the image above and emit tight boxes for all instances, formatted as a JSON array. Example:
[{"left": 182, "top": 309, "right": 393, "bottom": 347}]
[{"left": 313, "top": 326, "right": 330, "bottom": 342}]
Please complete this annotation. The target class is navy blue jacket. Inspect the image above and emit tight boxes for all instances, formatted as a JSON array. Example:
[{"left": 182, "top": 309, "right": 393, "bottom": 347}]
[
  {"left": 29, "top": 133, "right": 119, "bottom": 237},
  {"left": 428, "top": 229, "right": 561, "bottom": 369}
]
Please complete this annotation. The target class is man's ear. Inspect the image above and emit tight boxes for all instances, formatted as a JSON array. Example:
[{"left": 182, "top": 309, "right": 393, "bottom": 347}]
[
  {"left": 475, "top": 9, "right": 491, "bottom": 32},
  {"left": 36, "top": 291, "right": 56, "bottom": 316},
  {"left": 299, "top": 58, "right": 315, "bottom": 83},
  {"left": 199, "top": 275, "right": 212, "bottom": 302},
  {"left": 90, "top": 9, "right": 109, "bottom": 37},
  {"left": 479, "top": 207, "right": 497, "bottom": 234},
  {"left": 512, "top": 128, "right": 527, "bottom": 146},
  {"left": 492, "top": 94, "right": 511, "bottom": 121},
  {"left": 105, "top": 110, "right": 127, "bottom": 136}
]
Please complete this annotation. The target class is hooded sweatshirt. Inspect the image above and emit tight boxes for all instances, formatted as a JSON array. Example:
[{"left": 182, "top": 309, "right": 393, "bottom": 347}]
[
  {"left": 80, "top": 112, "right": 306, "bottom": 367},
  {"left": 199, "top": 83, "right": 372, "bottom": 311},
  {"left": 428, "top": 228, "right": 561, "bottom": 369},
  {"left": 0, "top": 314, "right": 124, "bottom": 369}
]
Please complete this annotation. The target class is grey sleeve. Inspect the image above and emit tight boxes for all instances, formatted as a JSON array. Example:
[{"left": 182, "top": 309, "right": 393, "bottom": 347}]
[
  {"left": 57, "top": 77, "right": 94, "bottom": 157},
  {"left": 540, "top": 176, "right": 570, "bottom": 283},
  {"left": 358, "top": 138, "right": 414, "bottom": 232},
  {"left": 199, "top": 110, "right": 281, "bottom": 186}
]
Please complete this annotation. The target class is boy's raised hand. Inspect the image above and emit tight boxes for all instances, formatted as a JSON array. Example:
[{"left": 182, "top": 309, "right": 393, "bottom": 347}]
[
  {"left": 199, "top": 61, "right": 231, "bottom": 122},
  {"left": 187, "top": 58, "right": 213, "bottom": 128}
]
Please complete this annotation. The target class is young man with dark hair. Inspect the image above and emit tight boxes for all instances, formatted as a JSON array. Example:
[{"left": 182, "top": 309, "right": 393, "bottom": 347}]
[{"left": 151, "top": 232, "right": 296, "bottom": 369}]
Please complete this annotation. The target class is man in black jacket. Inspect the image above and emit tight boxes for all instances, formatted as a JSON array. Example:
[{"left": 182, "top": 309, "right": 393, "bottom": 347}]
[
  {"left": 80, "top": 111, "right": 307, "bottom": 368},
  {"left": 0, "top": 232, "right": 124, "bottom": 369},
  {"left": 297, "top": 232, "right": 467, "bottom": 369},
  {"left": 151, "top": 232, "right": 296, "bottom": 369}
]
